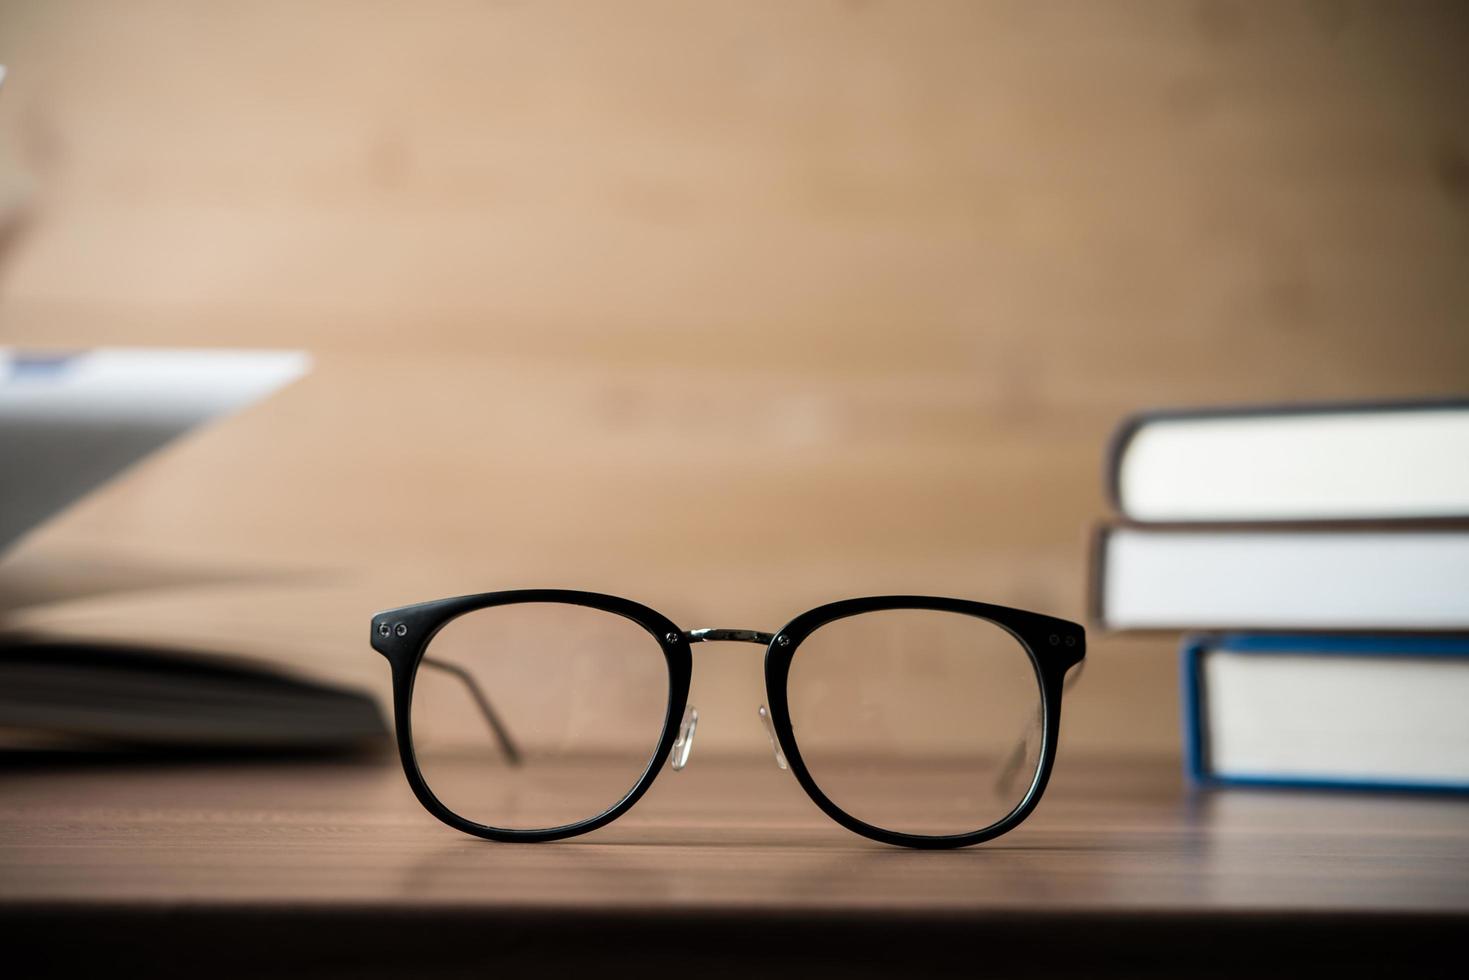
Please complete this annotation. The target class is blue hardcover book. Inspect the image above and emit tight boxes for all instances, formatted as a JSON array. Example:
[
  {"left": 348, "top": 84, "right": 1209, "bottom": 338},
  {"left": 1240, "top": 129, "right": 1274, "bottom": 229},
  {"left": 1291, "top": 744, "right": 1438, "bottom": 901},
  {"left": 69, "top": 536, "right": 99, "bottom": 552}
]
[{"left": 1182, "top": 633, "right": 1469, "bottom": 793}]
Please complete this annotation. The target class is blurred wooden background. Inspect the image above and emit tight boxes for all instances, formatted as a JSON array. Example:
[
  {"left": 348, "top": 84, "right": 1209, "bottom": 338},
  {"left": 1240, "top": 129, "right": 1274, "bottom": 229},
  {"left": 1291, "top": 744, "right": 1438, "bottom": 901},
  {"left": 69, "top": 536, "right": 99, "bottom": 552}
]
[{"left": 0, "top": 0, "right": 1466, "bottom": 759}]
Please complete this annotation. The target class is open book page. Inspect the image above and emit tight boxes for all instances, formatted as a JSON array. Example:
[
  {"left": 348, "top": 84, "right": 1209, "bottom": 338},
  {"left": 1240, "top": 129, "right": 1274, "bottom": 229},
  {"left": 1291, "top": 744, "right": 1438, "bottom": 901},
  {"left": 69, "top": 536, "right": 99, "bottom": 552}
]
[{"left": 0, "top": 348, "right": 310, "bottom": 554}]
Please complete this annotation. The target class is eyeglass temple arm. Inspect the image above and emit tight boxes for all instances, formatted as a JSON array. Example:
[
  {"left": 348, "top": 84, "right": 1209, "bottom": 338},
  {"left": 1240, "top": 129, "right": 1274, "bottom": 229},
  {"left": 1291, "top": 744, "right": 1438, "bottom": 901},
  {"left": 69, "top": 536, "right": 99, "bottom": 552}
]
[{"left": 420, "top": 657, "right": 524, "bottom": 766}]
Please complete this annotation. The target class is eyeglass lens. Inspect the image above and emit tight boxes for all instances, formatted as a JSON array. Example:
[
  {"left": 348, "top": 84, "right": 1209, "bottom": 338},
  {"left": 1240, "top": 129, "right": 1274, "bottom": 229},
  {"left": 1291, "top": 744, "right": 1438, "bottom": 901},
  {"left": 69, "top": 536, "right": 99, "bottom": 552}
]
[
  {"left": 785, "top": 608, "right": 1045, "bottom": 837},
  {"left": 409, "top": 602, "right": 670, "bottom": 831}
]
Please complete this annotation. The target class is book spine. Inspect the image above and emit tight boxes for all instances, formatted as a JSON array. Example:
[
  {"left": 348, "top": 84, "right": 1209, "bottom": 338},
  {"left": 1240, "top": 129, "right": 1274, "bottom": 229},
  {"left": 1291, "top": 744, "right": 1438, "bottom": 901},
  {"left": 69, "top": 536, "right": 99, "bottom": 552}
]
[
  {"left": 1102, "top": 409, "right": 1143, "bottom": 521},
  {"left": 1179, "top": 635, "right": 1210, "bottom": 787}
]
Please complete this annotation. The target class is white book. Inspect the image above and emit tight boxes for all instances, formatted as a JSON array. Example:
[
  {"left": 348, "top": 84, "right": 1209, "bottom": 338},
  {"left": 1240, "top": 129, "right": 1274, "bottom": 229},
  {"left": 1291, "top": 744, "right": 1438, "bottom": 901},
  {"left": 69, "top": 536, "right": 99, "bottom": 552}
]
[
  {"left": 1094, "top": 524, "right": 1469, "bottom": 631},
  {"left": 1186, "top": 635, "right": 1469, "bottom": 790},
  {"left": 1110, "top": 402, "right": 1469, "bottom": 523}
]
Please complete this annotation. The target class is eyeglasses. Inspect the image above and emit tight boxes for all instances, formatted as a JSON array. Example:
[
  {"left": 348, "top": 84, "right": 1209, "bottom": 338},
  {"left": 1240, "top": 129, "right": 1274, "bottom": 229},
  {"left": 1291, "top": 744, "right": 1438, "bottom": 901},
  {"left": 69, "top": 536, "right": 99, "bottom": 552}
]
[{"left": 370, "top": 591, "right": 1085, "bottom": 849}]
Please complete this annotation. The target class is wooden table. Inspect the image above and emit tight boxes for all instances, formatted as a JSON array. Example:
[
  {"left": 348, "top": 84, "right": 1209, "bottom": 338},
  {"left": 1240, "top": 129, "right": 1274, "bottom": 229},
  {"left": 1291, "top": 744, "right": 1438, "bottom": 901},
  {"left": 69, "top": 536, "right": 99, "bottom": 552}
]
[{"left": 2, "top": 751, "right": 1466, "bottom": 978}]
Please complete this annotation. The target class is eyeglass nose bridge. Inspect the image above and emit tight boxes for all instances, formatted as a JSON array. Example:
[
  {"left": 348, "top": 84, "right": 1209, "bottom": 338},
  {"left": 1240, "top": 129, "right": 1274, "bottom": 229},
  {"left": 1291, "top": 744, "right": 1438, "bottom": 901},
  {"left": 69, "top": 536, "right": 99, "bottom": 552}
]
[
  {"left": 680, "top": 627, "right": 790, "bottom": 773},
  {"left": 684, "top": 627, "right": 776, "bottom": 646}
]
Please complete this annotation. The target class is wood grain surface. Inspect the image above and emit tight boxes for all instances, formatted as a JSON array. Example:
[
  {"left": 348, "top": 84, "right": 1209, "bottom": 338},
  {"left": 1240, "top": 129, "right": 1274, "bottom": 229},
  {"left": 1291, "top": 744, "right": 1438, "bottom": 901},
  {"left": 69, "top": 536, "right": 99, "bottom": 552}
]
[
  {"left": 2, "top": 753, "right": 1466, "bottom": 976},
  {"left": 2, "top": 753, "right": 1466, "bottom": 909}
]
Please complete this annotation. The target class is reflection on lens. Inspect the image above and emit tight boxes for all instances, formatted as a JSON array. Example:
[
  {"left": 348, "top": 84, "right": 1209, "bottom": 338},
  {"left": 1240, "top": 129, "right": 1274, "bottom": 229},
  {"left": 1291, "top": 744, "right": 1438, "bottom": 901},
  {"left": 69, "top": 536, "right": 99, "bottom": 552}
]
[
  {"left": 786, "top": 608, "right": 1043, "bottom": 837},
  {"left": 409, "top": 602, "right": 669, "bottom": 831}
]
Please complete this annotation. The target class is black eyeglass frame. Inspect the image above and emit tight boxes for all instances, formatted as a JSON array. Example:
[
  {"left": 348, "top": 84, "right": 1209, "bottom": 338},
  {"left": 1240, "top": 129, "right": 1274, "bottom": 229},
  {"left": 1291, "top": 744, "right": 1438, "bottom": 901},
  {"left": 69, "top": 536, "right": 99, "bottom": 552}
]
[{"left": 371, "top": 590, "right": 1085, "bottom": 850}]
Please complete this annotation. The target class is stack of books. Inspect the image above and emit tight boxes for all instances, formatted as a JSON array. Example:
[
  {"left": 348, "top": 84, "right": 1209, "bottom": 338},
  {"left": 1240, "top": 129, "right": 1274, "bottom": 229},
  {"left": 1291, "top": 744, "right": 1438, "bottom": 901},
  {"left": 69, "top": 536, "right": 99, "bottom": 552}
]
[{"left": 1090, "top": 400, "right": 1469, "bottom": 792}]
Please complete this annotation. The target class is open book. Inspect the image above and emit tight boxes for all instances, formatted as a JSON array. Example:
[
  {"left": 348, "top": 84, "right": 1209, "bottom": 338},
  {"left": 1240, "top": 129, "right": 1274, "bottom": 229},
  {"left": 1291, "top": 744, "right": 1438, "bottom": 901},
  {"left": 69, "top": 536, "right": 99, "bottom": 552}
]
[{"left": 0, "top": 348, "right": 387, "bottom": 752}]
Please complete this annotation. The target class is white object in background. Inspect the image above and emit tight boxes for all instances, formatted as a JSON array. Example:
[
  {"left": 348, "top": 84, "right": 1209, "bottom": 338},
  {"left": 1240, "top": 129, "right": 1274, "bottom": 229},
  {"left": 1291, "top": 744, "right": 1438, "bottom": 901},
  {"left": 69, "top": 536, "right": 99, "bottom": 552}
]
[
  {"left": 1098, "top": 526, "right": 1469, "bottom": 631},
  {"left": 1115, "top": 406, "right": 1469, "bottom": 522},
  {"left": 0, "top": 348, "right": 311, "bottom": 553},
  {"left": 1202, "top": 647, "right": 1469, "bottom": 786}
]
